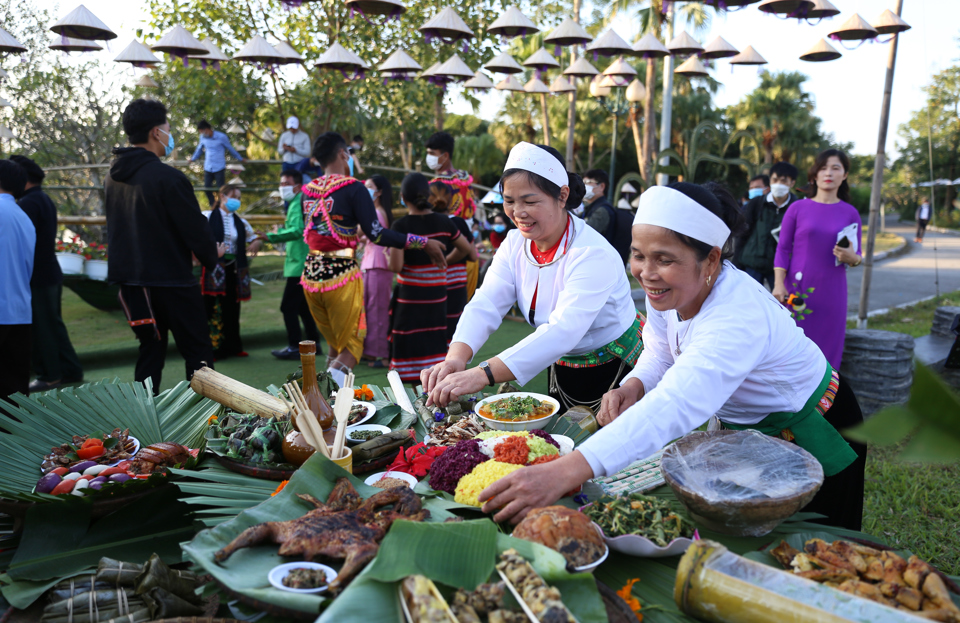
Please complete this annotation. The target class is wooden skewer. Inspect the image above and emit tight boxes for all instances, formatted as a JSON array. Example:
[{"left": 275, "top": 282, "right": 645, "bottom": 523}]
[
  {"left": 330, "top": 385, "right": 353, "bottom": 461},
  {"left": 282, "top": 382, "right": 331, "bottom": 459}
]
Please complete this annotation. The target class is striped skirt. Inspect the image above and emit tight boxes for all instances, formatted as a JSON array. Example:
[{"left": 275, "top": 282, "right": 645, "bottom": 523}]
[
  {"left": 446, "top": 263, "right": 468, "bottom": 344},
  {"left": 389, "top": 264, "right": 448, "bottom": 382}
]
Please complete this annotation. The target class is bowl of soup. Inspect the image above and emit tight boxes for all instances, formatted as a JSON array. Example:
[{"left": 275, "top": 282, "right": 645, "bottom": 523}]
[{"left": 475, "top": 393, "right": 560, "bottom": 431}]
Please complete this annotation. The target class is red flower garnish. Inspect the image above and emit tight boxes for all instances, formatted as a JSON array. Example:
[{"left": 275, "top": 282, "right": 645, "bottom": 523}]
[{"left": 385, "top": 442, "right": 446, "bottom": 477}]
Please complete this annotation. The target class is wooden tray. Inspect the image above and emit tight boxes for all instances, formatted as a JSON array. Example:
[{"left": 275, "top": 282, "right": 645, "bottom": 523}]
[{"left": 212, "top": 455, "right": 297, "bottom": 481}]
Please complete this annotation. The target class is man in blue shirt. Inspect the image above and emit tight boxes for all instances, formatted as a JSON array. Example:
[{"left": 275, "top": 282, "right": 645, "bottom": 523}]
[
  {"left": 0, "top": 159, "right": 36, "bottom": 404},
  {"left": 188, "top": 120, "right": 245, "bottom": 207}
]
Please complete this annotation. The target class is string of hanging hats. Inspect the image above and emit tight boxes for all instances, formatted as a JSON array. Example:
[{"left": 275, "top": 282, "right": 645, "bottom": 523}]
[
  {"left": 188, "top": 39, "right": 230, "bottom": 70},
  {"left": 757, "top": 0, "right": 814, "bottom": 18},
  {"left": 601, "top": 56, "right": 637, "bottom": 88},
  {"left": 484, "top": 50, "right": 524, "bottom": 75},
  {"left": 315, "top": 41, "right": 367, "bottom": 79},
  {"left": 49, "top": 5, "right": 116, "bottom": 41},
  {"left": 152, "top": 25, "right": 208, "bottom": 65},
  {"left": 522, "top": 47, "right": 560, "bottom": 79},
  {"left": 495, "top": 75, "right": 525, "bottom": 92},
  {"left": 233, "top": 35, "right": 286, "bottom": 69},
  {"left": 563, "top": 56, "right": 600, "bottom": 80},
  {"left": 433, "top": 53, "right": 475, "bottom": 84},
  {"left": 378, "top": 50, "right": 421, "bottom": 81},
  {"left": 674, "top": 56, "right": 710, "bottom": 77},
  {"left": 543, "top": 17, "right": 593, "bottom": 55},
  {"left": 0, "top": 28, "right": 27, "bottom": 55},
  {"left": 827, "top": 13, "right": 879, "bottom": 49},
  {"left": 666, "top": 31, "right": 704, "bottom": 57},
  {"left": 273, "top": 41, "right": 303, "bottom": 65},
  {"left": 548, "top": 75, "right": 576, "bottom": 93},
  {"left": 487, "top": 6, "right": 538, "bottom": 40},
  {"left": 420, "top": 62, "right": 453, "bottom": 88},
  {"left": 632, "top": 33, "right": 670, "bottom": 59},
  {"left": 872, "top": 9, "right": 911, "bottom": 43},
  {"left": 728, "top": 45, "right": 767, "bottom": 66},
  {"left": 345, "top": 0, "right": 405, "bottom": 24},
  {"left": 799, "top": 38, "right": 841, "bottom": 62},
  {"left": 49, "top": 36, "right": 103, "bottom": 53},
  {"left": 523, "top": 76, "right": 550, "bottom": 94},
  {"left": 113, "top": 39, "right": 160, "bottom": 68},
  {"left": 585, "top": 29, "right": 633, "bottom": 60},
  {"left": 700, "top": 36, "right": 739, "bottom": 60},
  {"left": 419, "top": 7, "right": 474, "bottom": 46},
  {"left": 803, "top": 0, "right": 840, "bottom": 22},
  {"left": 463, "top": 70, "right": 495, "bottom": 90}
]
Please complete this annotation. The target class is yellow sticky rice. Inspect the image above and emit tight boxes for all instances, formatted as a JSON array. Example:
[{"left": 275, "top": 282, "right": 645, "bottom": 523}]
[
  {"left": 454, "top": 461, "right": 522, "bottom": 507},
  {"left": 475, "top": 431, "right": 529, "bottom": 440}
]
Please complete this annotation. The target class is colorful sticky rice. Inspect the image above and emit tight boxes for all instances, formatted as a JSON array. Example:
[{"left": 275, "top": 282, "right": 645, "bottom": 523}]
[
  {"left": 427, "top": 439, "right": 488, "bottom": 494},
  {"left": 454, "top": 461, "right": 522, "bottom": 507}
]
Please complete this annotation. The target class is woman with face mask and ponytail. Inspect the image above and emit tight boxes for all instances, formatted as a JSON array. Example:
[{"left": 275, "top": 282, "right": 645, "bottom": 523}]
[{"left": 201, "top": 184, "right": 262, "bottom": 359}]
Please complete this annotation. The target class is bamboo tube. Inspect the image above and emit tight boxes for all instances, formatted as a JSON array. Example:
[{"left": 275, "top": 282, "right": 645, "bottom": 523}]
[{"left": 190, "top": 367, "right": 287, "bottom": 419}]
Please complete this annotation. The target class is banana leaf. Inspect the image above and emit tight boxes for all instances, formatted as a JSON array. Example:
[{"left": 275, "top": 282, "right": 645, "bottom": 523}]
[
  {"left": 318, "top": 520, "right": 607, "bottom": 623},
  {"left": 181, "top": 452, "right": 460, "bottom": 615},
  {"left": 0, "top": 380, "right": 218, "bottom": 502}
]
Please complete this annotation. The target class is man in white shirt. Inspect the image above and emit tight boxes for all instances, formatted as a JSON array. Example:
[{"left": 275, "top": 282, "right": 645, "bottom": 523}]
[
  {"left": 277, "top": 116, "right": 312, "bottom": 169},
  {"left": 915, "top": 197, "right": 931, "bottom": 243}
]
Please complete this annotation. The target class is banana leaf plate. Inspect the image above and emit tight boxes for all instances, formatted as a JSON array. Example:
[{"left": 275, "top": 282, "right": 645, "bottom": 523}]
[{"left": 211, "top": 455, "right": 297, "bottom": 481}]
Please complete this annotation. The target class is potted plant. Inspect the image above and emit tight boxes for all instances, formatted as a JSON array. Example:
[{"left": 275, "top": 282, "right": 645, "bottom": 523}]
[
  {"left": 83, "top": 242, "right": 108, "bottom": 281},
  {"left": 55, "top": 236, "right": 85, "bottom": 275}
]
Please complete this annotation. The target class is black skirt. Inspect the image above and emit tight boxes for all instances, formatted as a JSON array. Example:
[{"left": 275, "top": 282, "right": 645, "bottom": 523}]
[{"left": 548, "top": 357, "right": 631, "bottom": 414}]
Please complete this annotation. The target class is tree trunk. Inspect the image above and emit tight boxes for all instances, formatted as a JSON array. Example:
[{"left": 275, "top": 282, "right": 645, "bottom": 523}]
[
  {"left": 434, "top": 91, "right": 445, "bottom": 131},
  {"left": 630, "top": 107, "right": 644, "bottom": 180},
  {"left": 399, "top": 128, "right": 411, "bottom": 170},
  {"left": 541, "top": 93, "right": 551, "bottom": 147},
  {"left": 588, "top": 134, "right": 595, "bottom": 169},
  {"left": 564, "top": 0, "right": 581, "bottom": 170},
  {"left": 642, "top": 57, "right": 657, "bottom": 183}
]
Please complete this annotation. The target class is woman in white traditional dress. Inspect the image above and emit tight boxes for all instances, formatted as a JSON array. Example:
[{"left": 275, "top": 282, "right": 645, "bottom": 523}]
[
  {"left": 421, "top": 143, "right": 644, "bottom": 413},
  {"left": 477, "top": 181, "right": 867, "bottom": 530}
]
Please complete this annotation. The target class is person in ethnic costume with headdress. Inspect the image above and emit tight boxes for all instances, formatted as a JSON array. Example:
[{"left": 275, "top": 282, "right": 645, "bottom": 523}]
[{"left": 302, "top": 133, "right": 449, "bottom": 387}]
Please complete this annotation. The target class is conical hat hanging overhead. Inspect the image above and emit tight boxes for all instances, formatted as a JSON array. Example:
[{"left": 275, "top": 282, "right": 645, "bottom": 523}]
[
  {"left": 135, "top": 74, "right": 159, "bottom": 88},
  {"left": 543, "top": 17, "right": 593, "bottom": 48},
  {"left": 434, "top": 53, "right": 474, "bottom": 80},
  {"left": 598, "top": 74, "right": 625, "bottom": 88},
  {"left": 674, "top": 56, "right": 709, "bottom": 76},
  {"left": 152, "top": 25, "right": 207, "bottom": 57},
  {"left": 188, "top": 39, "right": 230, "bottom": 70},
  {"left": 50, "top": 5, "right": 116, "bottom": 41},
  {"left": 0, "top": 27, "right": 27, "bottom": 54},
  {"left": 523, "top": 76, "right": 550, "bottom": 94},
  {"left": 420, "top": 62, "right": 452, "bottom": 86},
  {"left": 585, "top": 29, "right": 633, "bottom": 58},
  {"left": 621, "top": 181, "right": 639, "bottom": 194},
  {"left": 273, "top": 41, "right": 303, "bottom": 65},
  {"left": 548, "top": 75, "right": 576, "bottom": 93},
  {"left": 873, "top": 9, "right": 911, "bottom": 35},
  {"left": 49, "top": 36, "right": 103, "bottom": 52},
  {"left": 0, "top": 125, "right": 16, "bottom": 139},
  {"left": 113, "top": 39, "right": 160, "bottom": 66},
  {"left": 522, "top": 47, "right": 560, "bottom": 71},
  {"left": 0, "top": 96, "right": 12, "bottom": 107},
  {"left": 487, "top": 6, "right": 538, "bottom": 39},
  {"left": 806, "top": 0, "right": 840, "bottom": 20},
  {"left": 226, "top": 122, "right": 244, "bottom": 134},
  {"left": 828, "top": 13, "right": 878, "bottom": 41},
  {"left": 233, "top": 35, "right": 285, "bottom": 63},
  {"left": 378, "top": 49, "right": 421, "bottom": 74},
  {"left": 0, "top": 68, "right": 8, "bottom": 81},
  {"left": 632, "top": 33, "right": 670, "bottom": 58},
  {"left": 346, "top": 0, "right": 406, "bottom": 19},
  {"left": 625, "top": 79, "right": 646, "bottom": 102},
  {"left": 603, "top": 56, "right": 637, "bottom": 78},
  {"left": 701, "top": 36, "right": 739, "bottom": 60},
  {"left": 728, "top": 45, "right": 767, "bottom": 65},
  {"left": 800, "top": 37, "right": 841, "bottom": 62},
  {"left": 484, "top": 50, "right": 523, "bottom": 74},
  {"left": 419, "top": 7, "right": 474, "bottom": 44},
  {"left": 666, "top": 31, "right": 703, "bottom": 56},
  {"left": 563, "top": 56, "right": 599, "bottom": 78},
  {"left": 315, "top": 41, "right": 366, "bottom": 71},
  {"left": 463, "top": 71, "right": 495, "bottom": 90},
  {"left": 757, "top": 0, "right": 814, "bottom": 16},
  {"left": 495, "top": 75, "right": 525, "bottom": 92}
]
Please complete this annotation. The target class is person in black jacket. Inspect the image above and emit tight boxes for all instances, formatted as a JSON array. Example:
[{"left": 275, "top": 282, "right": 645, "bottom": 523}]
[
  {"left": 734, "top": 162, "right": 799, "bottom": 289},
  {"left": 582, "top": 169, "right": 632, "bottom": 262},
  {"left": 105, "top": 99, "right": 225, "bottom": 394},
  {"left": 10, "top": 155, "right": 83, "bottom": 392}
]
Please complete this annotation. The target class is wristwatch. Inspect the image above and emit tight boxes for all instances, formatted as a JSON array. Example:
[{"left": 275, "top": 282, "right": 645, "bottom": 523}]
[{"left": 479, "top": 361, "right": 495, "bottom": 386}]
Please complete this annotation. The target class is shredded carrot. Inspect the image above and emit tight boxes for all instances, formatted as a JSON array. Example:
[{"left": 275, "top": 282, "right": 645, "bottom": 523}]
[
  {"left": 271, "top": 480, "right": 289, "bottom": 496},
  {"left": 617, "top": 578, "right": 643, "bottom": 621}
]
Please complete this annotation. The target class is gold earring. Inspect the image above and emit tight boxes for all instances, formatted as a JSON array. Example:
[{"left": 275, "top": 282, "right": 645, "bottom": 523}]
[{"left": 706, "top": 275, "right": 712, "bottom": 286}]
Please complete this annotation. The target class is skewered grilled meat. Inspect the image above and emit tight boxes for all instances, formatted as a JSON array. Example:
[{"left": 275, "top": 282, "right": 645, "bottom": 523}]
[
  {"left": 214, "top": 478, "right": 429, "bottom": 593},
  {"left": 129, "top": 442, "right": 192, "bottom": 474}
]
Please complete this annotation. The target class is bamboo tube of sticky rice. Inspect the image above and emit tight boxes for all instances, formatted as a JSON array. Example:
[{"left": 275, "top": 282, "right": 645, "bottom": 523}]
[
  {"left": 190, "top": 367, "right": 287, "bottom": 419},
  {"left": 674, "top": 540, "right": 923, "bottom": 623}
]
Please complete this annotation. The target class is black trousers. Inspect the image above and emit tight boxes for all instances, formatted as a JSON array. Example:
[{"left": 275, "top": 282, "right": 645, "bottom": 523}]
[
  {"left": 0, "top": 324, "right": 31, "bottom": 407},
  {"left": 203, "top": 169, "right": 226, "bottom": 207},
  {"left": 280, "top": 276, "right": 320, "bottom": 349},
  {"left": 549, "top": 357, "right": 631, "bottom": 412},
  {"left": 800, "top": 374, "right": 867, "bottom": 531},
  {"left": 916, "top": 219, "right": 929, "bottom": 239},
  {"left": 31, "top": 283, "right": 83, "bottom": 382},
  {"left": 121, "top": 285, "right": 213, "bottom": 395},
  {"left": 204, "top": 263, "right": 244, "bottom": 358}
]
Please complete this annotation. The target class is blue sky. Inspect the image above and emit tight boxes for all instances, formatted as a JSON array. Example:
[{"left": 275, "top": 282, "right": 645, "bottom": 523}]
[{"left": 32, "top": 0, "right": 956, "bottom": 158}]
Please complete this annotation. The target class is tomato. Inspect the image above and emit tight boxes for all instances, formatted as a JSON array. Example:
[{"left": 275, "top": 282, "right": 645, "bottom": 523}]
[
  {"left": 99, "top": 467, "right": 126, "bottom": 477},
  {"left": 80, "top": 438, "right": 104, "bottom": 449},
  {"left": 77, "top": 475, "right": 96, "bottom": 481},
  {"left": 116, "top": 460, "right": 132, "bottom": 470},
  {"left": 50, "top": 480, "right": 76, "bottom": 495},
  {"left": 51, "top": 467, "right": 70, "bottom": 477},
  {"left": 133, "top": 474, "right": 152, "bottom": 480},
  {"left": 76, "top": 446, "right": 105, "bottom": 460}
]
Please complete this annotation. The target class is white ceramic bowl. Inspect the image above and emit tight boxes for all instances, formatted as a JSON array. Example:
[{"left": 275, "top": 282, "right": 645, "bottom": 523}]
[
  {"left": 551, "top": 434, "right": 574, "bottom": 456},
  {"left": 346, "top": 424, "right": 391, "bottom": 445},
  {"left": 475, "top": 393, "right": 560, "bottom": 431},
  {"left": 364, "top": 471, "right": 418, "bottom": 488},
  {"left": 268, "top": 562, "right": 336, "bottom": 594}
]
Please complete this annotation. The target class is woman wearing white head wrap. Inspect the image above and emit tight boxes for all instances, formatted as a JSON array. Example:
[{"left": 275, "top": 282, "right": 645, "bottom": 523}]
[
  {"left": 421, "top": 143, "right": 642, "bottom": 413},
  {"left": 480, "top": 181, "right": 866, "bottom": 532}
]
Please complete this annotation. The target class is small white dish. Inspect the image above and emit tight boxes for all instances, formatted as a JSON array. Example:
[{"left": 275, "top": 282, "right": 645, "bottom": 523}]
[
  {"left": 571, "top": 524, "right": 609, "bottom": 573},
  {"left": 332, "top": 401, "right": 377, "bottom": 428},
  {"left": 346, "top": 424, "right": 391, "bottom": 445},
  {"left": 474, "top": 393, "right": 559, "bottom": 431},
  {"left": 551, "top": 434, "right": 574, "bottom": 456},
  {"left": 591, "top": 521, "right": 697, "bottom": 558},
  {"left": 268, "top": 562, "right": 336, "bottom": 594},
  {"left": 364, "top": 471, "right": 418, "bottom": 488}
]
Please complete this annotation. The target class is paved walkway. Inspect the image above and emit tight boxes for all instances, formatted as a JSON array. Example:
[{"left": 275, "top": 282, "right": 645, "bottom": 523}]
[{"left": 847, "top": 217, "right": 960, "bottom": 317}]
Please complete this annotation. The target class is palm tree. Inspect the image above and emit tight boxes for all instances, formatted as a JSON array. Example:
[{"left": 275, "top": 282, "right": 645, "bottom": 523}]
[{"left": 605, "top": 0, "right": 712, "bottom": 182}]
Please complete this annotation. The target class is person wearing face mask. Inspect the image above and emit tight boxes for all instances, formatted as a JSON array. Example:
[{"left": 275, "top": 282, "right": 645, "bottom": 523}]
[
  {"left": 475, "top": 181, "right": 865, "bottom": 531},
  {"left": 747, "top": 174, "right": 770, "bottom": 202},
  {"left": 489, "top": 213, "right": 510, "bottom": 249},
  {"left": 302, "top": 133, "right": 449, "bottom": 387},
  {"left": 421, "top": 143, "right": 643, "bottom": 416},
  {"left": 359, "top": 175, "right": 394, "bottom": 368},
  {"left": 582, "top": 169, "right": 633, "bottom": 262},
  {"left": 734, "top": 162, "right": 799, "bottom": 289},
  {"left": 105, "top": 99, "right": 226, "bottom": 393},
  {"left": 263, "top": 172, "right": 321, "bottom": 360},
  {"left": 201, "top": 184, "right": 262, "bottom": 360}
]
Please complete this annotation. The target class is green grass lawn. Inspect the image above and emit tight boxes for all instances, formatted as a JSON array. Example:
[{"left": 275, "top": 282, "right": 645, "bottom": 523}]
[
  {"left": 847, "top": 290, "right": 960, "bottom": 337},
  {"left": 862, "top": 228, "right": 904, "bottom": 255}
]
